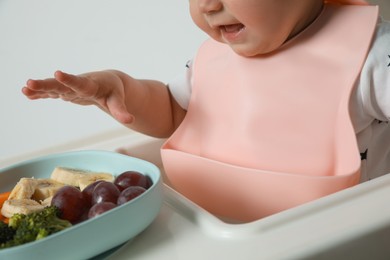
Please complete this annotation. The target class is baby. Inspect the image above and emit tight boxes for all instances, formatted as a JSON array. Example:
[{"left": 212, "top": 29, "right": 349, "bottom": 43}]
[{"left": 22, "top": 0, "right": 390, "bottom": 222}]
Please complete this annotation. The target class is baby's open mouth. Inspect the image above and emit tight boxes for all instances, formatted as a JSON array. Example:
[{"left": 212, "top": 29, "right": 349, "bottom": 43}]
[{"left": 221, "top": 23, "right": 245, "bottom": 33}]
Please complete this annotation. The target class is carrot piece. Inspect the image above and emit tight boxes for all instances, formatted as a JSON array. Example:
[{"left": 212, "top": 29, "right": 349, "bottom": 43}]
[
  {"left": 0, "top": 214, "right": 9, "bottom": 224},
  {"left": 0, "top": 191, "right": 11, "bottom": 207},
  {"left": 0, "top": 191, "right": 11, "bottom": 224}
]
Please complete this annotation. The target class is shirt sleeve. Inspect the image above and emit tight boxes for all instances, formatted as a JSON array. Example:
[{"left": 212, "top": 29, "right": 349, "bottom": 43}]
[
  {"left": 167, "top": 60, "right": 193, "bottom": 110},
  {"left": 358, "top": 17, "right": 390, "bottom": 121}
]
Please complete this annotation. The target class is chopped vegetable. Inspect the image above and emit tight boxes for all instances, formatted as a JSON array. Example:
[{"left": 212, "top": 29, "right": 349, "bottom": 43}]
[
  {"left": 0, "top": 191, "right": 11, "bottom": 208},
  {"left": 0, "top": 221, "right": 15, "bottom": 244},
  {"left": 0, "top": 216, "right": 8, "bottom": 224},
  {"left": 1, "top": 206, "right": 72, "bottom": 249},
  {"left": 0, "top": 191, "right": 11, "bottom": 224}
]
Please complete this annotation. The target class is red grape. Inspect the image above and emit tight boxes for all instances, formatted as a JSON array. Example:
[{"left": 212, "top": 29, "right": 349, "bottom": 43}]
[
  {"left": 117, "top": 186, "right": 146, "bottom": 205},
  {"left": 51, "top": 185, "right": 88, "bottom": 223},
  {"left": 114, "top": 171, "right": 151, "bottom": 191},
  {"left": 88, "top": 202, "right": 117, "bottom": 219},
  {"left": 82, "top": 180, "right": 104, "bottom": 206},
  {"left": 91, "top": 181, "right": 120, "bottom": 205},
  {"left": 50, "top": 169, "right": 152, "bottom": 224}
]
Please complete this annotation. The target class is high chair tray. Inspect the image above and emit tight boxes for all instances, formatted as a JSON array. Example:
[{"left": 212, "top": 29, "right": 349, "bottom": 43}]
[{"left": 1, "top": 128, "right": 390, "bottom": 259}]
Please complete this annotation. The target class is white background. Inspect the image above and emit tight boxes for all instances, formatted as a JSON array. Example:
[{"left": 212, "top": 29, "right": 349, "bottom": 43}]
[
  {"left": 0, "top": 0, "right": 207, "bottom": 161},
  {"left": 0, "top": 0, "right": 389, "bottom": 161}
]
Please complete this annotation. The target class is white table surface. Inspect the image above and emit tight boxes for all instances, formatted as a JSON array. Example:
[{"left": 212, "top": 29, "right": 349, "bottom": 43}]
[{"left": 3, "top": 129, "right": 389, "bottom": 260}]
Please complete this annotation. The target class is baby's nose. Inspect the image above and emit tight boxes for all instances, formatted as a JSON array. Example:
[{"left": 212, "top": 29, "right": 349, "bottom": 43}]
[{"left": 197, "top": 0, "right": 223, "bottom": 14}]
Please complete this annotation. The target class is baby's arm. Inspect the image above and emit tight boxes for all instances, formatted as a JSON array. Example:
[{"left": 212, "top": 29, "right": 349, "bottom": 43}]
[{"left": 22, "top": 70, "right": 186, "bottom": 138}]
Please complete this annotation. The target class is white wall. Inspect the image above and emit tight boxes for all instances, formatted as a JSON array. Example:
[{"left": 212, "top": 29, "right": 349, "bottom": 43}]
[
  {"left": 0, "top": 0, "right": 207, "bottom": 161},
  {"left": 0, "top": 0, "right": 388, "bottom": 161},
  {"left": 369, "top": 0, "right": 390, "bottom": 18}
]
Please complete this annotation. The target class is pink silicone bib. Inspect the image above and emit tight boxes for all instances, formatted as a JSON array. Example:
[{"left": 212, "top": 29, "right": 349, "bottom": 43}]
[{"left": 162, "top": 4, "right": 378, "bottom": 222}]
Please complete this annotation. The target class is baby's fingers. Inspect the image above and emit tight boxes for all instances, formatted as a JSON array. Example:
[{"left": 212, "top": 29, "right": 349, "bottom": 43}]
[
  {"left": 54, "top": 70, "right": 94, "bottom": 96},
  {"left": 21, "top": 87, "right": 60, "bottom": 100},
  {"left": 54, "top": 71, "right": 99, "bottom": 99},
  {"left": 22, "top": 78, "right": 71, "bottom": 100},
  {"left": 25, "top": 77, "right": 70, "bottom": 93}
]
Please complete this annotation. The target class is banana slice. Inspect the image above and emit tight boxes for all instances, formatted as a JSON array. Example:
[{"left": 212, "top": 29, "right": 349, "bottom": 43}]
[
  {"left": 1, "top": 199, "right": 45, "bottom": 218},
  {"left": 8, "top": 178, "right": 38, "bottom": 200},
  {"left": 50, "top": 167, "right": 88, "bottom": 186},
  {"left": 78, "top": 174, "right": 114, "bottom": 191},
  {"left": 32, "top": 179, "right": 65, "bottom": 201},
  {"left": 40, "top": 196, "right": 53, "bottom": 207},
  {"left": 51, "top": 167, "right": 114, "bottom": 190}
]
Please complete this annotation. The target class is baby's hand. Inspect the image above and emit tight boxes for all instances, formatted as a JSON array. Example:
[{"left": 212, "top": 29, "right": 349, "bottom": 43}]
[{"left": 22, "top": 70, "right": 134, "bottom": 124}]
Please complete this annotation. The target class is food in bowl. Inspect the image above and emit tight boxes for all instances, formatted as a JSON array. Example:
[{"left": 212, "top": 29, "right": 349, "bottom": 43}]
[{"left": 0, "top": 150, "right": 162, "bottom": 260}]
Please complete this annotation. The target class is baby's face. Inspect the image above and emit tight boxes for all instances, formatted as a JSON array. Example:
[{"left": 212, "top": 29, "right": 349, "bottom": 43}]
[{"left": 190, "top": 0, "right": 323, "bottom": 56}]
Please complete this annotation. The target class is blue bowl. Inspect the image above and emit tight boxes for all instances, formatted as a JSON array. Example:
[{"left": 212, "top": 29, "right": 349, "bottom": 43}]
[{"left": 0, "top": 150, "right": 163, "bottom": 260}]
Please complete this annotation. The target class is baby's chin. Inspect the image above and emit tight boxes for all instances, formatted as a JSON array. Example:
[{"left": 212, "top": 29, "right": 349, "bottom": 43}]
[
  {"left": 228, "top": 42, "right": 283, "bottom": 57},
  {"left": 210, "top": 35, "right": 283, "bottom": 57}
]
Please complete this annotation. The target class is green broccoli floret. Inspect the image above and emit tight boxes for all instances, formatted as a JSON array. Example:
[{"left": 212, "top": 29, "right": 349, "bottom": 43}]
[
  {"left": 0, "top": 221, "right": 15, "bottom": 245},
  {"left": 7, "top": 213, "right": 24, "bottom": 230},
  {"left": 1, "top": 206, "right": 72, "bottom": 249}
]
